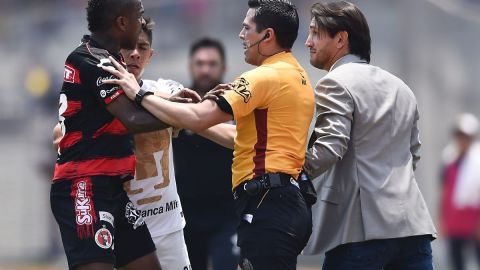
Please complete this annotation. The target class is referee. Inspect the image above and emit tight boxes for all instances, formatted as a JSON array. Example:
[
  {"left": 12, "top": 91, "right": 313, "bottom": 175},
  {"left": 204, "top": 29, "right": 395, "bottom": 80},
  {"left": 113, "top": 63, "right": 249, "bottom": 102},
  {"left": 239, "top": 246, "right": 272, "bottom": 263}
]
[{"left": 101, "top": 1, "right": 314, "bottom": 269}]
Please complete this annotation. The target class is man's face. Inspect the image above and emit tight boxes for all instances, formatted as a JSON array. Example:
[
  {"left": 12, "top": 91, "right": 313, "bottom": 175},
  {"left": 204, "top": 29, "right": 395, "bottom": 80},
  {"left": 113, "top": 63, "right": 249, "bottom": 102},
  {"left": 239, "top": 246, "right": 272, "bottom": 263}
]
[
  {"left": 190, "top": 47, "right": 225, "bottom": 92},
  {"left": 305, "top": 19, "right": 338, "bottom": 70},
  {"left": 120, "top": 0, "right": 145, "bottom": 50},
  {"left": 239, "top": 8, "right": 265, "bottom": 66},
  {"left": 455, "top": 131, "right": 473, "bottom": 154},
  {"left": 121, "top": 31, "right": 153, "bottom": 80}
]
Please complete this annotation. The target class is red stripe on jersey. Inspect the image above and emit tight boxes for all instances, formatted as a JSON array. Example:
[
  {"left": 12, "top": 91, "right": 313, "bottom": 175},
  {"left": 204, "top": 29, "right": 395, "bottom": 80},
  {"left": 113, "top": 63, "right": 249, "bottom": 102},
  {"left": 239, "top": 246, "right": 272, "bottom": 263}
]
[
  {"left": 59, "top": 131, "right": 83, "bottom": 150},
  {"left": 253, "top": 108, "right": 268, "bottom": 178},
  {"left": 64, "top": 64, "right": 81, "bottom": 84},
  {"left": 93, "top": 118, "right": 128, "bottom": 139},
  {"left": 62, "top": 100, "right": 82, "bottom": 117},
  {"left": 104, "top": 89, "right": 125, "bottom": 105},
  {"left": 53, "top": 155, "right": 135, "bottom": 181},
  {"left": 70, "top": 177, "right": 97, "bottom": 239}
]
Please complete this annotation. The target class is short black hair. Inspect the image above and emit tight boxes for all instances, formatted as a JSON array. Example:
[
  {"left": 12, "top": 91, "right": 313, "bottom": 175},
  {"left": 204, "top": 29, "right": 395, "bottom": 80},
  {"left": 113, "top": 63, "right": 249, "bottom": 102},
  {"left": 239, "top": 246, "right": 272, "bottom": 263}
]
[
  {"left": 247, "top": 0, "right": 299, "bottom": 49},
  {"left": 142, "top": 17, "right": 155, "bottom": 45},
  {"left": 86, "top": 0, "right": 134, "bottom": 32},
  {"left": 189, "top": 37, "right": 226, "bottom": 64},
  {"left": 311, "top": 1, "right": 371, "bottom": 63}
]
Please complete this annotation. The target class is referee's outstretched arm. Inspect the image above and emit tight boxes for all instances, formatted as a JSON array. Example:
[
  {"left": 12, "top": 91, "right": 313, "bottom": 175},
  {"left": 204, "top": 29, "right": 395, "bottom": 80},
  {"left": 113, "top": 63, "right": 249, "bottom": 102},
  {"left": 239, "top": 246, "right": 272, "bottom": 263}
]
[{"left": 102, "top": 57, "right": 234, "bottom": 134}]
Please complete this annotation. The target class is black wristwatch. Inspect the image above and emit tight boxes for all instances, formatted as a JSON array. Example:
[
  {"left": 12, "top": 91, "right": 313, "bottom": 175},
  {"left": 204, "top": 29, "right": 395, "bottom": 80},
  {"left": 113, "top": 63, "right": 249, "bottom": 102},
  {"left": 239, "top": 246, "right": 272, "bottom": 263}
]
[{"left": 135, "top": 88, "right": 154, "bottom": 107}]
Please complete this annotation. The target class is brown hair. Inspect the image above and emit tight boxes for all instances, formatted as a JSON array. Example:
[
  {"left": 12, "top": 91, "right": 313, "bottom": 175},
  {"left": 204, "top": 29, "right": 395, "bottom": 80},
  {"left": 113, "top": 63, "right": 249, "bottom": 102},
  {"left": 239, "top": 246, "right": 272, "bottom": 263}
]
[{"left": 311, "top": 1, "right": 371, "bottom": 62}]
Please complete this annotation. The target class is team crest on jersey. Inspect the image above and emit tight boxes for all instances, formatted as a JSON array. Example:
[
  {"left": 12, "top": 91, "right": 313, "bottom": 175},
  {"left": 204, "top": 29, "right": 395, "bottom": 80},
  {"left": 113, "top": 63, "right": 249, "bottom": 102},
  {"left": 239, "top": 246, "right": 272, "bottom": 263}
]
[
  {"left": 125, "top": 202, "right": 145, "bottom": 229},
  {"left": 64, "top": 64, "right": 81, "bottom": 84},
  {"left": 233, "top": 77, "right": 251, "bottom": 103},
  {"left": 94, "top": 226, "right": 113, "bottom": 249}
]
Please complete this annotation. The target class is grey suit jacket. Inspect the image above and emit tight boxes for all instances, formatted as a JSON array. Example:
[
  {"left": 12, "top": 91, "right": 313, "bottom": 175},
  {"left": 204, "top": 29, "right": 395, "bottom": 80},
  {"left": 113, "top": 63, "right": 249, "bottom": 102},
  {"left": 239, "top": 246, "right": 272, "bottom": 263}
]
[{"left": 303, "top": 54, "right": 436, "bottom": 255}]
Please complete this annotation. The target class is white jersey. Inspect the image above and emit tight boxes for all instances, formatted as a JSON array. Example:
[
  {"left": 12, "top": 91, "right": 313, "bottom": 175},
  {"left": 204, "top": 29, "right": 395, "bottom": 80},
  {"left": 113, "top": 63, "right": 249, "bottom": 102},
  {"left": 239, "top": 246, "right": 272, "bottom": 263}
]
[{"left": 124, "top": 79, "right": 186, "bottom": 237}]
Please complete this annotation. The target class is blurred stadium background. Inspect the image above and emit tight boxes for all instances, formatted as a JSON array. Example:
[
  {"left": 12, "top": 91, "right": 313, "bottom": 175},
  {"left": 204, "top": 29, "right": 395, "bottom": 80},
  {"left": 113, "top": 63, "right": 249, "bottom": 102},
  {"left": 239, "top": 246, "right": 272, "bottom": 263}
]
[{"left": 1, "top": 0, "right": 480, "bottom": 269}]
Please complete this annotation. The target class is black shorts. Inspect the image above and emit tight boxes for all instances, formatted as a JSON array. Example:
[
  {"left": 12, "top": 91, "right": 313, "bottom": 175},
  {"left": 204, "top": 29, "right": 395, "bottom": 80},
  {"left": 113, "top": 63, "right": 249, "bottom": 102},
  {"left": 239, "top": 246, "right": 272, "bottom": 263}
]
[
  {"left": 235, "top": 185, "right": 312, "bottom": 270},
  {"left": 50, "top": 175, "right": 156, "bottom": 269}
]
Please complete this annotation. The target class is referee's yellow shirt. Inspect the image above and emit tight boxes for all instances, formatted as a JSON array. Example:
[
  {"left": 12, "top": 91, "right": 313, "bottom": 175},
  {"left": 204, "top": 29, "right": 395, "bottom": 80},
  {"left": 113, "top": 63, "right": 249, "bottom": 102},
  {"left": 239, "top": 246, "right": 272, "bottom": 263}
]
[{"left": 223, "top": 51, "right": 315, "bottom": 189}]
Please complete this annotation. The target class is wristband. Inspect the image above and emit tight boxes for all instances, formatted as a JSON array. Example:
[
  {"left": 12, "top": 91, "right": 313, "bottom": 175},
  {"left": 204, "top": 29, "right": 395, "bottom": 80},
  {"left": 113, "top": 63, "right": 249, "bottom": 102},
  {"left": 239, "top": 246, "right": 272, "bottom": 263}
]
[{"left": 135, "top": 88, "right": 154, "bottom": 107}]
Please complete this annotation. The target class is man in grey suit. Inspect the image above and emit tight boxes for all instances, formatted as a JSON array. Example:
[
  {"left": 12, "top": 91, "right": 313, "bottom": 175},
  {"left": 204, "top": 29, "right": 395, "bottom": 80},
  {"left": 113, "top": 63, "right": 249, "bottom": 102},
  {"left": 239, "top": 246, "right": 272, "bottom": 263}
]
[{"left": 302, "top": 1, "right": 437, "bottom": 269}]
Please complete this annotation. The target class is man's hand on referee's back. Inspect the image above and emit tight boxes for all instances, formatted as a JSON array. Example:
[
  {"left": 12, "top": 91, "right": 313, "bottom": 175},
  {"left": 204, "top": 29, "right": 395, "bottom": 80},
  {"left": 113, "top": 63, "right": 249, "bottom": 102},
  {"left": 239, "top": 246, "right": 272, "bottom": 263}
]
[
  {"left": 202, "top": 83, "right": 234, "bottom": 101},
  {"left": 169, "top": 88, "right": 201, "bottom": 103}
]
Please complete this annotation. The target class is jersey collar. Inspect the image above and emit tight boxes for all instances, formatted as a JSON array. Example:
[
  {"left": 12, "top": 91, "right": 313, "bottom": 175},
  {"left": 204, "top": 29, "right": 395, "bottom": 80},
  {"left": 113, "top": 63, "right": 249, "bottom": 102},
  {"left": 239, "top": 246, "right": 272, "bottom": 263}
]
[{"left": 82, "top": 35, "right": 123, "bottom": 59}]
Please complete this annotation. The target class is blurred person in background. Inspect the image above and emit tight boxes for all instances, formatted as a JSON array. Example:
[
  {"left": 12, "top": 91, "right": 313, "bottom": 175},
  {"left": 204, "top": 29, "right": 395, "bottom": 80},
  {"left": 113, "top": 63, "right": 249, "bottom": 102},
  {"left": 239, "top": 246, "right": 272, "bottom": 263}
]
[
  {"left": 302, "top": 1, "right": 437, "bottom": 269},
  {"left": 120, "top": 17, "right": 191, "bottom": 270},
  {"left": 440, "top": 113, "right": 480, "bottom": 270},
  {"left": 100, "top": 0, "right": 314, "bottom": 269},
  {"left": 173, "top": 38, "right": 239, "bottom": 270}
]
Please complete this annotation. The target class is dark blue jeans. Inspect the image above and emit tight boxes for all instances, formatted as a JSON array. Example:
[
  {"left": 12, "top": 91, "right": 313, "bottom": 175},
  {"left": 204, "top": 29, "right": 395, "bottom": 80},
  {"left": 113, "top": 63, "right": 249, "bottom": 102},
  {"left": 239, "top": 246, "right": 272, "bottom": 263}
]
[{"left": 323, "top": 235, "right": 434, "bottom": 270}]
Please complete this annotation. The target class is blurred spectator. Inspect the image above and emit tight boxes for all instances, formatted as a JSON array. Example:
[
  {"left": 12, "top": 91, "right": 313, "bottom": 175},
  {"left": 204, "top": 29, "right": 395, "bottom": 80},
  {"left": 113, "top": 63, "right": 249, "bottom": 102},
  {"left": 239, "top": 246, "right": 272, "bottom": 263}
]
[
  {"left": 440, "top": 113, "right": 480, "bottom": 270},
  {"left": 173, "top": 37, "right": 239, "bottom": 270}
]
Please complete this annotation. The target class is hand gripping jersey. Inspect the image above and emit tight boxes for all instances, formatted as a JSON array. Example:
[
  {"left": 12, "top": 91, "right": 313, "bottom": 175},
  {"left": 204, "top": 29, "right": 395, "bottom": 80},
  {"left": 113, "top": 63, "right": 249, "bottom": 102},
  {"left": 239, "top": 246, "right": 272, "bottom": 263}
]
[
  {"left": 123, "top": 79, "right": 186, "bottom": 237},
  {"left": 54, "top": 35, "right": 134, "bottom": 181}
]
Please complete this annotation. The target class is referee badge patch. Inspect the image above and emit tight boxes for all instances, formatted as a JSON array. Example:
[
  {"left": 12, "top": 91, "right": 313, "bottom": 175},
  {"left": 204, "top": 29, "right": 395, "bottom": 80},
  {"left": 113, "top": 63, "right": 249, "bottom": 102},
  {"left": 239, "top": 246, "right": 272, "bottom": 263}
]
[{"left": 234, "top": 78, "right": 251, "bottom": 103}]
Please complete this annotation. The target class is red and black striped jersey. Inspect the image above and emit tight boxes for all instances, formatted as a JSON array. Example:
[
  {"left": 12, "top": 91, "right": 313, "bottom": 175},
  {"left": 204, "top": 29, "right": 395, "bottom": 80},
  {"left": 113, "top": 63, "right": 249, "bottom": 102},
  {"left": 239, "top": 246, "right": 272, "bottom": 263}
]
[{"left": 53, "top": 35, "right": 135, "bottom": 181}]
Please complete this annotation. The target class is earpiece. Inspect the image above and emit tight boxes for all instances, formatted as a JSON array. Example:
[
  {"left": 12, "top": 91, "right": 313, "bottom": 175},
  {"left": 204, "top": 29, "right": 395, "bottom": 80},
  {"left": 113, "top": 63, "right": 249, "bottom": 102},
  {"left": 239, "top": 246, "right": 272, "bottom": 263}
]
[{"left": 246, "top": 32, "right": 271, "bottom": 49}]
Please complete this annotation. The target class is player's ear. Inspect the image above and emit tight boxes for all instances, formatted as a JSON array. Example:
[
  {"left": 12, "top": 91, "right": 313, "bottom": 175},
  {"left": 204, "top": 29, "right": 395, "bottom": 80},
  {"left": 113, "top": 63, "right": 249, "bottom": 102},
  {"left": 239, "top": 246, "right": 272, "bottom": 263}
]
[
  {"left": 147, "top": 49, "right": 154, "bottom": 63},
  {"left": 336, "top": 31, "right": 348, "bottom": 49},
  {"left": 115, "top": 16, "right": 128, "bottom": 32}
]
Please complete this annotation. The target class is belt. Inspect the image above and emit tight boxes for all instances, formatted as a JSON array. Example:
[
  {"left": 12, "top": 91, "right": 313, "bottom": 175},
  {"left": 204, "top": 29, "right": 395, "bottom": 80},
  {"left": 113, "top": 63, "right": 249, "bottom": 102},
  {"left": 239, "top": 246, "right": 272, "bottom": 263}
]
[{"left": 233, "top": 173, "right": 294, "bottom": 200}]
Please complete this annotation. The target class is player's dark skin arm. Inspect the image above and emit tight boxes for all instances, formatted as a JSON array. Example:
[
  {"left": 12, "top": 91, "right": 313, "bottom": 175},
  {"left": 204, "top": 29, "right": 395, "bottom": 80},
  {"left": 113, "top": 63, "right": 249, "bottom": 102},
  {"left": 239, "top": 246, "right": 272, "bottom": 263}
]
[
  {"left": 106, "top": 87, "right": 201, "bottom": 134},
  {"left": 52, "top": 97, "right": 172, "bottom": 144},
  {"left": 106, "top": 94, "right": 170, "bottom": 134}
]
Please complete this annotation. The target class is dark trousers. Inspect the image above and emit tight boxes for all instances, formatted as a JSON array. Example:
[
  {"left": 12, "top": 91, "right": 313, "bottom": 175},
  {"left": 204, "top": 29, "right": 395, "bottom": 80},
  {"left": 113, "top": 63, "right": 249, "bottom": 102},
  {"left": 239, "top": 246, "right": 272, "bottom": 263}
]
[
  {"left": 235, "top": 185, "right": 312, "bottom": 270},
  {"left": 183, "top": 219, "right": 239, "bottom": 270},
  {"left": 323, "top": 235, "right": 434, "bottom": 270},
  {"left": 448, "top": 237, "right": 480, "bottom": 270}
]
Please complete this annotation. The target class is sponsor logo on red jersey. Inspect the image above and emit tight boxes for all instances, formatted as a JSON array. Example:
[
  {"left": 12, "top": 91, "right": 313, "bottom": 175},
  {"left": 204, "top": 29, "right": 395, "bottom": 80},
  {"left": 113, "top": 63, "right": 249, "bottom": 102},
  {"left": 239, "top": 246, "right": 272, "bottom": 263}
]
[
  {"left": 75, "top": 180, "right": 93, "bottom": 225},
  {"left": 64, "top": 64, "right": 81, "bottom": 84},
  {"left": 70, "top": 178, "right": 97, "bottom": 239}
]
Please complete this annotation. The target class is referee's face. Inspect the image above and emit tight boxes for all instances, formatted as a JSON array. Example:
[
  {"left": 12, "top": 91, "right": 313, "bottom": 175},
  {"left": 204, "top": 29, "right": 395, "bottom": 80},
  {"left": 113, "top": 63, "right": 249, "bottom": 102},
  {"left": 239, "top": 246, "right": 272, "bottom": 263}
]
[{"left": 240, "top": 8, "right": 264, "bottom": 66}]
